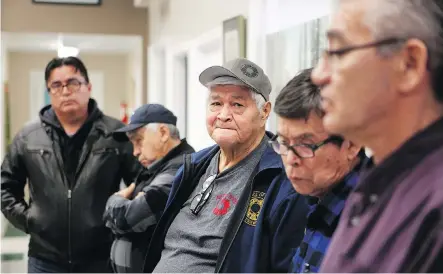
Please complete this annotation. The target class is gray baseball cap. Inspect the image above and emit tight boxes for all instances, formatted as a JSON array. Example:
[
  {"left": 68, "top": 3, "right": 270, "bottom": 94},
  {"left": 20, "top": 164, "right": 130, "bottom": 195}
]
[{"left": 199, "top": 58, "right": 272, "bottom": 101}]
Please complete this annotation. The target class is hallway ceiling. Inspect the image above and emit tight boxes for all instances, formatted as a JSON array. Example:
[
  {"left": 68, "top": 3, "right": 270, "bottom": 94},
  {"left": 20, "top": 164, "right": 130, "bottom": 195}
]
[{"left": 2, "top": 32, "right": 141, "bottom": 54}]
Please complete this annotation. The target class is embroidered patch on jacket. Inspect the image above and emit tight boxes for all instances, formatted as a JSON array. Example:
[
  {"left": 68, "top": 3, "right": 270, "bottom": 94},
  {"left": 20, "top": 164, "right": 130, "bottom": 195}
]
[
  {"left": 244, "top": 191, "right": 265, "bottom": 226},
  {"left": 213, "top": 193, "right": 238, "bottom": 216}
]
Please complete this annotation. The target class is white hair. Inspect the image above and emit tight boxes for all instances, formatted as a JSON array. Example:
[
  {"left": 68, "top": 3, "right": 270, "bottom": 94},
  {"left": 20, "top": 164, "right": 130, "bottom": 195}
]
[
  {"left": 366, "top": 0, "right": 443, "bottom": 63},
  {"left": 146, "top": 123, "right": 180, "bottom": 140},
  {"left": 334, "top": 0, "right": 443, "bottom": 102},
  {"left": 206, "top": 77, "right": 267, "bottom": 113}
]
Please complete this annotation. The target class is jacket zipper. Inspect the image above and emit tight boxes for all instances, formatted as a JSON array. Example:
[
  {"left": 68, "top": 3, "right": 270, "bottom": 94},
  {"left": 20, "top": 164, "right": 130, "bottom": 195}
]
[
  {"left": 49, "top": 133, "right": 73, "bottom": 264},
  {"left": 68, "top": 189, "right": 72, "bottom": 264}
]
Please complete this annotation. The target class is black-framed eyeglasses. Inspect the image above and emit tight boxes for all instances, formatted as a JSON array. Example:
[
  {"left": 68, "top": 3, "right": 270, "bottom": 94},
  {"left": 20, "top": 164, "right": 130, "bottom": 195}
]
[
  {"left": 269, "top": 135, "right": 343, "bottom": 159},
  {"left": 189, "top": 174, "right": 217, "bottom": 215},
  {"left": 322, "top": 38, "right": 407, "bottom": 68},
  {"left": 325, "top": 38, "right": 405, "bottom": 57},
  {"left": 48, "top": 79, "right": 87, "bottom": 95}
]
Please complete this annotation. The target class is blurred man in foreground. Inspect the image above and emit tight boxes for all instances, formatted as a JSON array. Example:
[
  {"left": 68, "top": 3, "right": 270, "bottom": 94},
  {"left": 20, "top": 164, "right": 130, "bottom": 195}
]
[{"left": 312, "top": 0, "right": 443, "bottom": 272}]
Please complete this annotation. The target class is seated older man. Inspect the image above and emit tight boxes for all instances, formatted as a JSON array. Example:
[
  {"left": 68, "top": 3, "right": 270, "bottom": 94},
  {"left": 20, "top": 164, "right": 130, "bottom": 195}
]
[
  {"left": 143, "top": 58, "right": 309, "bottom": 273},
  {"left": 271, "top": 68, "right": 366, "bottom": 273},
  {"left": 103, "top": 104, "right": 195, "bottom": 273}
]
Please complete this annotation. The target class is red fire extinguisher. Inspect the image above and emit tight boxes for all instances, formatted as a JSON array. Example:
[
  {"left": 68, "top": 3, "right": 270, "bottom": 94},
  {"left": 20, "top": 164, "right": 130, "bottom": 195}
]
[{"left": 120, "top": 102, "right": 128, "bottom": 124}]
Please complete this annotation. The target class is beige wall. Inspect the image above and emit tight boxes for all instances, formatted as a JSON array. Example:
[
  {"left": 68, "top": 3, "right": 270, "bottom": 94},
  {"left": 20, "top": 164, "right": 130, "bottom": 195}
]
[
  {"left": 1, "top": 0, "right": 148, "bottom": 103},
  {"left": 8, "top": 51, "right": 129, "bottom": 136}
]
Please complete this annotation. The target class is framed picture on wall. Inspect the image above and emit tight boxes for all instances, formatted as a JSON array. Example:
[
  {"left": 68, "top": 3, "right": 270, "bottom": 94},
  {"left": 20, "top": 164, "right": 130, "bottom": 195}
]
[
  {"left": 223, "top": 15, "right": 247, "bottom": 63},
  {"left": 32, "top": 0, "right": 101, "bottom": 6}
]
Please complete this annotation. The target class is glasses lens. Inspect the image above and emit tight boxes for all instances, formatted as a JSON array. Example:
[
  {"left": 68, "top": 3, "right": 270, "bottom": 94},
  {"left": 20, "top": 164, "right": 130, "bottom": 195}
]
[
  {"left": 294, "top": 145, "right": 314, "bottom": 158},
  {"left": 202, "top": 175, "right": 216, "bottom": 190},
  {"left": 67, "top": 80, "right": 81, "bottom": 92},
  {"left": 190, "top": 193, "right": 202, "bottom": 212},
  {"left": 270, "top": 141, "right": 281, "bottom": 154}
]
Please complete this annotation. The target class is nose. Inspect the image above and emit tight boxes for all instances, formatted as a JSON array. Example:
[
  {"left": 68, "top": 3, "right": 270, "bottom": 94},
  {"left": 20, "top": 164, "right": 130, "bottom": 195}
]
[
  {"left": 217, "top": 105, "right": 233, "bottom": 122},
  {"left": 286, "top": 149, "right": 302, "bottom": 167},
  {"left": 133, "top": 146, "right": 140, "bottom": 157},
  {"left": 311, "top": 56, "right": 331, "bottom": 88},
  {"left": 61, "top": 85, "right": 73, "bottom": 96}
]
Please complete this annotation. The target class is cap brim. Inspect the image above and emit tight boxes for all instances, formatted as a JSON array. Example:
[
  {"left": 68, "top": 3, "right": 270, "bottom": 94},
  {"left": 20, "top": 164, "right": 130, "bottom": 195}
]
[{"left": 112, "top": 123, "right": 145, "bottom": 142}]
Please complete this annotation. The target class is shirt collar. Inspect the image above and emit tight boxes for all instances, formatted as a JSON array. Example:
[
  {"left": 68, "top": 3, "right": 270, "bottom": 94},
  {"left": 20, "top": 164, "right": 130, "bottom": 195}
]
[
  {"left": 306, "top": 163, "right": 362, "bottom": 230},
  {"left": 355, "top": 116, "right": 443, "bottom": 196}
]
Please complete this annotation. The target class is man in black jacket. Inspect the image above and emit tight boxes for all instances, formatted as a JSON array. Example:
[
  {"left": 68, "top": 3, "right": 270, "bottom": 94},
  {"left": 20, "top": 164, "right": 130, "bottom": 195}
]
[
  {"left": 1, "top": 57, "right": 143, "bottom": 273},
  {"left": 103, "top": 104, "right": 195, "bottom": 273}
]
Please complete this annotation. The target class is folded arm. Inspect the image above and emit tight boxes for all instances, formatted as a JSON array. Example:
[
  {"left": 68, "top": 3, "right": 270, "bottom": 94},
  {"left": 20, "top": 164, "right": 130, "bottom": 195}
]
[{"left": 104, "top": 173, "right": 173, "bottom": 235}]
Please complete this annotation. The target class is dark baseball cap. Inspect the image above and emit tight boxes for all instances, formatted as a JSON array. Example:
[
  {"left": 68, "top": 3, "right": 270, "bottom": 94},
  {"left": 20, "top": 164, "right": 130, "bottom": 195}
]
[
  {"left": 113, "top": 104, "right": 177, "bottom": 142},
  {"left": 199, "top": 58, "right": 272, "bottom": 101}
]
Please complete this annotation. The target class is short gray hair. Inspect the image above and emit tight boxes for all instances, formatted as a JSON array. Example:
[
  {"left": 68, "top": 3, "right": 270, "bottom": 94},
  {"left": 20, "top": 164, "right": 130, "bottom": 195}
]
[
  {"left": 344, "top": 0, "right": 443, "bottom": 102},
  {"left": 206, "top": 76, "right": 267, "bottom": 112},
  {"left": 146, "top": 123, "right": 180, "bottom": 140}
]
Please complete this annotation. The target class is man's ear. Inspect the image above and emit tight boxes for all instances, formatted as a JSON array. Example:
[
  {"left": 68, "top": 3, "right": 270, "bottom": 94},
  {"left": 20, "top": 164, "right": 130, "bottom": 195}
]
[
  {"left": 159, "top": 124, "right": 170, "bottom": 143},
  {"left": 341, "top": 140, "right": 361, "bottom": 161}
]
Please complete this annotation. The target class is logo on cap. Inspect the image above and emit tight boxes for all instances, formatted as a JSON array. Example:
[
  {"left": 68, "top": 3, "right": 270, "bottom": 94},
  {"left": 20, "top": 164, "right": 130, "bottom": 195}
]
[{"left": 241, "top": 64, "right": 259, "bottom": 78}]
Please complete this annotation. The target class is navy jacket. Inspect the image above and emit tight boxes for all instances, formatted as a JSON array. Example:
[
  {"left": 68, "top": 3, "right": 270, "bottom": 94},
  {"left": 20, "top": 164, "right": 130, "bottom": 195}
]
[{"left": 143, "top": 138, "right": 309, "bottom": 273}]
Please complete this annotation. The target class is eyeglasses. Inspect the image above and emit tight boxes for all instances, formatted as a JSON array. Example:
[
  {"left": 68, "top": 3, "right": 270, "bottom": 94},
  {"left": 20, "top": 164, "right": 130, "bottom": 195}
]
[
  {"left": 322, "top": 38, "right": 406, "bottom": 69},
  {"left": 48, "top": 79, "right": 87, "bottom": 95},
  {"left": 189, "top": 174, "right": 217, "bottom": 215},
  {"left": 269, "top": 135, "right": 343, "bottom": 158}
]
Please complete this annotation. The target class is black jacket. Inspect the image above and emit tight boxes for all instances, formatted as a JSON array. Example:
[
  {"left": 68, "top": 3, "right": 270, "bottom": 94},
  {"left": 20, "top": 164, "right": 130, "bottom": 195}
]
[
  {"left": 104, "top": 140, "right": 195, "bottom": 273},
  {"left": 1, "top": 99, "right": 143, "bottom": 264}
]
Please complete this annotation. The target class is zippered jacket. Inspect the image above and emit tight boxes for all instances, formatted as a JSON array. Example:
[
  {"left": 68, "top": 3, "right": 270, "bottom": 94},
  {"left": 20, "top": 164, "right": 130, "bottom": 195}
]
[
  {"left": 1, "top": 99, "right": 142, "bottom": 264},
  {"left": 143, "top": 133, "right": 310, "bottom": 273}
]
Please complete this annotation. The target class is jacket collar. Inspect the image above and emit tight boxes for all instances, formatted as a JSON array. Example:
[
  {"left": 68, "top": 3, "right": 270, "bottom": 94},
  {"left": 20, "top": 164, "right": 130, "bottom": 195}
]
[
  {"left": 146, "top": 139, "right": 194, "bottom": 174},
  {"left": 190, "top": 131, "right": 283, "bottom": 172},
  {"left": 40, "top": 99, "right": 105, "bottom": 134}
]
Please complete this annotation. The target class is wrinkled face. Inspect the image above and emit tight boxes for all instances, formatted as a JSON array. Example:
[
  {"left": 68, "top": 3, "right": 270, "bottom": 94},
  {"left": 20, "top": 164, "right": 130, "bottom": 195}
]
[
  {"left": 47, "top": 65, "right": 91, "bottom": 115},
  {"left": 128, "top": 126, "right": 165, "bottom": 167},
  {"left": 311, "top": 0, "right": 401, "bottom": 139},
  {"left": 206, "top": 85, "right": 268, "bottom": 149},
  {"left": 277, "top": 112, "right": 360, "bottom": 197}
]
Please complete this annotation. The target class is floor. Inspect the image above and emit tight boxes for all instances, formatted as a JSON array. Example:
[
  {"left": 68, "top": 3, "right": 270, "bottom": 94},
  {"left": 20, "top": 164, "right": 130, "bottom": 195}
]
[{"left": 1, "top": 223, "right": 28, "bottom": 273}]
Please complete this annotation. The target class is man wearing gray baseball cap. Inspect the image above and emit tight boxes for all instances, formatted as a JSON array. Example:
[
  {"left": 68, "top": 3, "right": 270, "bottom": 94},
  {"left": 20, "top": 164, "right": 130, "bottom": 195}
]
[{"left": 144, "top": 58, "right": 309, "bottom": 273}]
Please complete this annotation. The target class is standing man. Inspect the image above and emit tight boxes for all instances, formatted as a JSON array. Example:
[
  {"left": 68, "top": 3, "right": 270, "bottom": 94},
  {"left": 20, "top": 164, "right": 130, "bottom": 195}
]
[
  {"left": 1, "top": 57, "right": 143, "bottom": 273},
  {"left": 272, "top": 68, "right": 365, "bottom": 273},
  {"left": 312, "top": 0, "right": 443, "bottom": 272},
  {"left": 144, "top": 58, "right": 309, "bottom": 273},
  {"left": 103, "top": 104, "right": 195, "bottom": 273}
]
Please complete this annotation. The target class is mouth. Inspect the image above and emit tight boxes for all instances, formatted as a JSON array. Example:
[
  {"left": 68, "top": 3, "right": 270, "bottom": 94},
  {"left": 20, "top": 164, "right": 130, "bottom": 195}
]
[
  {"left": 216, "top": 127, "right": 235, "bottom": 130},
  {"left": 61, "top": 100, "right": 76, "bottom": 106},
  {"left": 289, "top": 176, "right": 305, "bottom": 182},
  {"left": 140, "top": 159, "right": 152, "bottom": 166}
]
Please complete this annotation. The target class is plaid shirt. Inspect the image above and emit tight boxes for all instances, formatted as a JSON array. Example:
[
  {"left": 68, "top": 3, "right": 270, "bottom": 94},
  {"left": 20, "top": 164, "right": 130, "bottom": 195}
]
[{"left": 290, "top": 169, "right": 360, "bottom": 273}]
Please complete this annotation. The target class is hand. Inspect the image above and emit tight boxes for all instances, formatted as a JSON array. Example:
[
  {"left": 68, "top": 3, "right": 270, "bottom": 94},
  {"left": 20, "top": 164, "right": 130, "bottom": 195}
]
[
  {"left": 135, "top": 192, "right": 145, "bottom": 199},
  {"left": 116, "top": 183, "right": 135, "bottom": 199}
]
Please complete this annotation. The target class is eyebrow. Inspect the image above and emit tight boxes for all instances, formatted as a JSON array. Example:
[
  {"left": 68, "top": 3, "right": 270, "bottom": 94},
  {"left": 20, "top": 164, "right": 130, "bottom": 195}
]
[
  {"left": 277, "top": 132, "right": 315, "bottom": 141},
  {"left": 50, "top": 77, "right": 81, "bottom": 85},
  {"left": 326, "top": 29, "right": 349, "bottom": 44},
  {"left": 231, "top": 95, "right": 246, "bottom": 100},
  {"left": 209, "top": 94, "right": 221, "bottom": 100}
]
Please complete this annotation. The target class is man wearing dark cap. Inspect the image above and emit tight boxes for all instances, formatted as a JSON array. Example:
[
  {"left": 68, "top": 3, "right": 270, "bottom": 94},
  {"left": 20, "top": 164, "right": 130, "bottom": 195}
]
[
  {"left": 103, "top": 104, "right": 194, "bottom": 273},
  {"left": 144, "top": 58, "right": 309, "bottom": 273}
]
